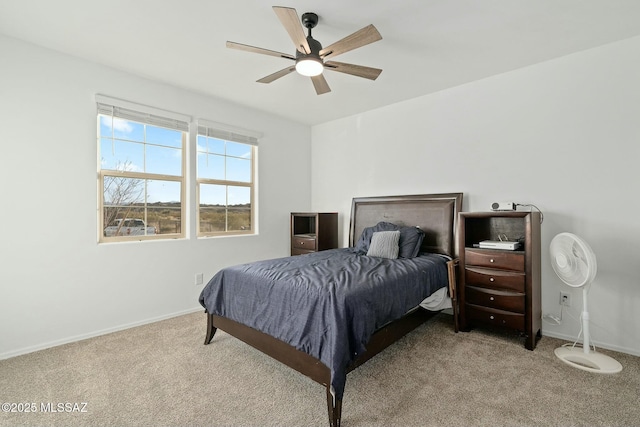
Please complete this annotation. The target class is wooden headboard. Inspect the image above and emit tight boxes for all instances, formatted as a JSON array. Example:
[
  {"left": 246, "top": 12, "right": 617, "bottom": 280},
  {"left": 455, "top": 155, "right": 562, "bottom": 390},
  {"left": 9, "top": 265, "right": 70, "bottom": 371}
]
[{"left": 348, "top": 193, "right": 463, "bottom": 258}]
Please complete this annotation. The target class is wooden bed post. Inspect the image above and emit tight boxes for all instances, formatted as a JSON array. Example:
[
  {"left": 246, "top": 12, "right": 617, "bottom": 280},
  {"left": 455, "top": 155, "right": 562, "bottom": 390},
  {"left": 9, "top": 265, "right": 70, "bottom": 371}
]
[
  {"left": 447, "top": 259, "right": 460, "bottom": 333},
  {"left": 326, "top": 386, "right": 342, "bottom": 427},
  {"left": 204, "top": 313, "right": 217, "bottom": 345}
]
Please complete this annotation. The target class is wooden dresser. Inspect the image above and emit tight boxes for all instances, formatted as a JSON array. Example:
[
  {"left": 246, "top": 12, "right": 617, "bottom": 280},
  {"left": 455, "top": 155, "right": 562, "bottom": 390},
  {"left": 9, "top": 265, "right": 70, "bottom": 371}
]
[
  {"left": 458, "top": 211, "right": 541, "bottom": 350},
  {"left": 290, "top": 212, "right": 338, "bottom": 256}
]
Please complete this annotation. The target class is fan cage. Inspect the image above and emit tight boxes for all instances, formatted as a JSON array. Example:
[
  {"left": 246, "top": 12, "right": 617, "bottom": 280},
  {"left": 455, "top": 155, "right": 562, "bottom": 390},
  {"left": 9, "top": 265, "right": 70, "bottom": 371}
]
[{"left": 549, "top": 232, "right": 597, "bottom": 288}]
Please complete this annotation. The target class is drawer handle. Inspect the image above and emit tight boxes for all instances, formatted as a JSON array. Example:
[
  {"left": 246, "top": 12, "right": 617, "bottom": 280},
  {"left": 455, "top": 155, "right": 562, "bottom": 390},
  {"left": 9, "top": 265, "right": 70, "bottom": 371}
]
[
  {"left": 300, "top": 242, "right": 304, "bottom": 245},
  {"left": 489, "top": 277, "right": 495, "bottom": 282},
  {"left": 489, "top": 315, "right": 495, "bottom": 320},
  {"left": 489, "top": 296, "right": 495, "bottom": 301},
  {"left": 490, "top": 259, "right": 495, "bottom": 263}
]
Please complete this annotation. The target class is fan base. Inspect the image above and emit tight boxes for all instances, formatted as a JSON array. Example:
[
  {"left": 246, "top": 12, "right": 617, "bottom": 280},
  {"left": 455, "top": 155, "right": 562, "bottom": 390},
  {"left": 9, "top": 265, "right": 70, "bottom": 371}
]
[{"left": 555, "top": 346, "right": 622, "bottom": 374}]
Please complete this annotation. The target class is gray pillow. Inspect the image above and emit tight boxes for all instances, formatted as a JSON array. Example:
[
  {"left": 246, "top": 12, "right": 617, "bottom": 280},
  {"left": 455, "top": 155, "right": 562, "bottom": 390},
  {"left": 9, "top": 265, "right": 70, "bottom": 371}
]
[
  {"left": 366, "top": 230, "right": 400, "bottom": 259},
  {"left": 355, "top": 221, "right": 424, "bottom": 259},
  {"left": 355, "top": 222, "right": 399, "bottom": 254}
]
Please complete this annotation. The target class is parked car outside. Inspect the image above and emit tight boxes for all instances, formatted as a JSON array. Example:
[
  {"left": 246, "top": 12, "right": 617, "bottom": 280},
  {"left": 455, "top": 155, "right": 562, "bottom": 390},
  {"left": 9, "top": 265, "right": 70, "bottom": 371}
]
[{"left": 104, "top": 218, "right": 157, "bottom": 237}]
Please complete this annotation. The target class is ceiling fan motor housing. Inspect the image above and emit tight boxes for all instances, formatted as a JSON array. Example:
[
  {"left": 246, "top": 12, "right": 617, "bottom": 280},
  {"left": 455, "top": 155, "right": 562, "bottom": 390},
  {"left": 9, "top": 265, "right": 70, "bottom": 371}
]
[
  {"left": 295, "top": 36, "right": 323, "bottom": 76},
  {"left": 298, "top": 12, "right": 322, "bottom": 57},
  {"left": 297, "top": 37, "right": 322, "bottom": 58}
]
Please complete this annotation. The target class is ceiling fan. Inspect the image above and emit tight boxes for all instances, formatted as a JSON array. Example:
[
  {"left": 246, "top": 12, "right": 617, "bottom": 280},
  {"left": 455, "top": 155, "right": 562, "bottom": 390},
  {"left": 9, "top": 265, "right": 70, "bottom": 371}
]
[{"left": 226, "top": 6, "right": 383, "bottom": 95}]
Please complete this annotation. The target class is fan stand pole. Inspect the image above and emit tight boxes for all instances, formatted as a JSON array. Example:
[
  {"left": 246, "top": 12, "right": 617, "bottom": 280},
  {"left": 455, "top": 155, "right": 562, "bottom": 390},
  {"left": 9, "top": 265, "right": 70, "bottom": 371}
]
[
  {"left": 581, "top": 287, "right": 590, "bottom": 354},
  {"left": 554, "top": 287, "right": 623, "bottom": 374}
]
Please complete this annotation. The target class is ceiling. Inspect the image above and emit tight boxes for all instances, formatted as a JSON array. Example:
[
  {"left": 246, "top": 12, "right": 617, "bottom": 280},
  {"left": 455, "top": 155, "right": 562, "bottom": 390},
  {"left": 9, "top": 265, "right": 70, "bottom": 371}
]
[{"left": 2, "top": 0, "right": 640, "bottom": 126}]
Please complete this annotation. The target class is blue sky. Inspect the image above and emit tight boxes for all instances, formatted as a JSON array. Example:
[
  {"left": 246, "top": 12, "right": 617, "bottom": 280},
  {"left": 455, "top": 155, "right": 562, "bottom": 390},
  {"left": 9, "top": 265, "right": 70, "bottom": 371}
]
[{"left": 100, "top": 116, "right": 252, "bottom": 206}]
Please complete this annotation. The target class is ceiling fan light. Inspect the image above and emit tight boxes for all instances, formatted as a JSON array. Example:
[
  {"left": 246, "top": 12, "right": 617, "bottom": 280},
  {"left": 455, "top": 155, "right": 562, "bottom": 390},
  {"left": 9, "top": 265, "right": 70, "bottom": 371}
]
[{"left": 295, "top": 57, "right": 323, "bottom": 76}]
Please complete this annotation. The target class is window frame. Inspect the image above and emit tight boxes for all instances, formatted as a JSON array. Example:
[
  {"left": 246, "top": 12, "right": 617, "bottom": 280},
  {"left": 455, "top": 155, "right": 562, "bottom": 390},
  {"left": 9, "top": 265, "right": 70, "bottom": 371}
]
[
  {"left": 196, "top": 120, "right": 260, "bottom": 238},
  {"left": 97, "top": 95, "right": 189, "bottom": 243}
]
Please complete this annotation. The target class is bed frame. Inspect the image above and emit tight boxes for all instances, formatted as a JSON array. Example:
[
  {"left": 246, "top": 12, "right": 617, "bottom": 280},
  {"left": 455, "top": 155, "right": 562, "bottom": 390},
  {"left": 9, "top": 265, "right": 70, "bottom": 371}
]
[{"left": 204, "top": 193, "right": 463, "bottom": 426}]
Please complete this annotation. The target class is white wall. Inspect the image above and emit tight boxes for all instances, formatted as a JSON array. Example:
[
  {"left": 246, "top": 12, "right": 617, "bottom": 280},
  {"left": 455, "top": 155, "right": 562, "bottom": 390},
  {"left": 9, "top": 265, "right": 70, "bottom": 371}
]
[
  {"left": 0, "top": 35, "right": 311, "bottom": 359},
  {"left": 311, "top": 36, "right": 640, "bottom": 356}
]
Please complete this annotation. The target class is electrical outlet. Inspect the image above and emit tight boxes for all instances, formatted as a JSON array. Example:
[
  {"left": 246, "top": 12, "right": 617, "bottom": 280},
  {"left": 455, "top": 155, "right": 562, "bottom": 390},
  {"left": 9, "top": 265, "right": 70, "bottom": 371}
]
[
  {"left": 195, "top": 273, "right": 203, "bottom": 286},
  {"left": 559, "top": 291, "right": 571, "bottom": 307}
]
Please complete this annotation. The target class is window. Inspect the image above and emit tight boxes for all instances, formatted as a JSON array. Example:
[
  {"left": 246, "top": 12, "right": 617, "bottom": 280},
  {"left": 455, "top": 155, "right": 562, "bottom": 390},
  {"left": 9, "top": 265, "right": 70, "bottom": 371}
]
[
  {"left": 196, "top": 120, "right": 259, "bottom": 236},
  {"left": 97, "top": 96, "right": 189, "bottom": 242}
]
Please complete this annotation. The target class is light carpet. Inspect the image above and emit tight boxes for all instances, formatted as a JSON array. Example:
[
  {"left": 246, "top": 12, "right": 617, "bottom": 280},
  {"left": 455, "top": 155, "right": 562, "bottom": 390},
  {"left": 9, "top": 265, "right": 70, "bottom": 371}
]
[{"left": 1, "top": 312, "right": 638, "bottom": 427}]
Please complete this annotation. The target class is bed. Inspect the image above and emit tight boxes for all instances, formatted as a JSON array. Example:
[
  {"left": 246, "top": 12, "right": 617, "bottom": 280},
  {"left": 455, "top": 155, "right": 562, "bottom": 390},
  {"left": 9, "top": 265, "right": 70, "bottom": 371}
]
[{"left": 199, "top": 193, "right": 462, "bottom": 426}]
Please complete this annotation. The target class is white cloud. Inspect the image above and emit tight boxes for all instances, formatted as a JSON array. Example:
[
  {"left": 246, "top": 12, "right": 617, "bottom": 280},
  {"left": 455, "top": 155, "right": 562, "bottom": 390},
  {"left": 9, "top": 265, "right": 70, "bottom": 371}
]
[
  {"left": 101, "top": 116, "right": 133, "bottom": 133},
  {"left": 121, "top": 161, "right": 142, "bottom": 172},
  {"left": 113, "top": 118, "right": 133, "bottom": 133}
]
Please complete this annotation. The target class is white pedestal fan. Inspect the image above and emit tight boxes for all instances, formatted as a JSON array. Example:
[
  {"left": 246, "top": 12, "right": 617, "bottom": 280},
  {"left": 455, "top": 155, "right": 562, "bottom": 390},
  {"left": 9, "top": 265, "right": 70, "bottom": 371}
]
[{"left": 550, "top": 232, "right": 622, "bottom": 374}]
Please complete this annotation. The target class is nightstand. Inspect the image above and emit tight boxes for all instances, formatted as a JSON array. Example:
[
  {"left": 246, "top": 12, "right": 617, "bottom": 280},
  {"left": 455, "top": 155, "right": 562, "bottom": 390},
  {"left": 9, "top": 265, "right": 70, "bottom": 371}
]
[
  {"left": 290, "top": 212, "right": 338, "bottom": 256},
  {"left": 458, "top": 211, "right": 541, "bottom": 350}
]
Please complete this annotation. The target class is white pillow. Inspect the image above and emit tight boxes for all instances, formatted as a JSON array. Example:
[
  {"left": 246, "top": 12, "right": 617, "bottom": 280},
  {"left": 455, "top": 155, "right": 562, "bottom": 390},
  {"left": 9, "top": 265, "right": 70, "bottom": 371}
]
[{"left": 366, "top": 230, "right": 400, "bottom": 259}]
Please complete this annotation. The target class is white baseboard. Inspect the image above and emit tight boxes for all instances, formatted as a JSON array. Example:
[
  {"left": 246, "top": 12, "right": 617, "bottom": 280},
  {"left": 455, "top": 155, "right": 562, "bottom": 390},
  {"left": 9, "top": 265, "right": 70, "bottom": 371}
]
[
  {"left": 541, "top": 330, "right": 640, "bottom": 357},
  {"left": 0, "top": 306, "right": 204, "bottom": 361}
]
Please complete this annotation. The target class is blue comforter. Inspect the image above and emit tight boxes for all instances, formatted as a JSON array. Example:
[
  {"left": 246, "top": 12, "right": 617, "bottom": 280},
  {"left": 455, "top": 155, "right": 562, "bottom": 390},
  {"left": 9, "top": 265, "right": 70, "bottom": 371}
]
[{"left": 198, "top": 248, "right": 448, "bottom": 400}]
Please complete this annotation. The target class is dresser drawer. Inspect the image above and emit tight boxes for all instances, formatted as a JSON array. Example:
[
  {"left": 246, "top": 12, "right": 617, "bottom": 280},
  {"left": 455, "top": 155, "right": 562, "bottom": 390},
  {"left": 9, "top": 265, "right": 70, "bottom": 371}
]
[
  {"left": 465, "top": 267, "right": 525, "bottom": 292},
  {"left": 465, "top": 286, "right": 525, "bottom": 313},
  {"left": 291, "top": 248, "right": 315, "bottom": 256},
  {"left": 465, "top": 249, "right": 525, "bottom": 271},
  {"left": 292, "top": 236, "right": 316, "bottom": 250},
  {"left": 466, "top": 304, "right": 525, "bottom": 330}
]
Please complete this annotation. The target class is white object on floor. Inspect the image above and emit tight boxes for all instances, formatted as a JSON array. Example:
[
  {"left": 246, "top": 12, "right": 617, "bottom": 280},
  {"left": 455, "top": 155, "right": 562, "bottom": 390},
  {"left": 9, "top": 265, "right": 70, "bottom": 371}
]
[{"left": 420, "top": 287, "right": 451, "bottom": 311}]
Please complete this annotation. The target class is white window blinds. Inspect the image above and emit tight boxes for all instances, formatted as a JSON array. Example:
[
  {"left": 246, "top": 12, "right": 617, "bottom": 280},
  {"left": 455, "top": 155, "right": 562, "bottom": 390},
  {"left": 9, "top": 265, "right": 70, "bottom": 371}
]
[
  {"left": 197, "top": 119, "right": 262, "bottom": 146},
  {"left": 96, "top": 94, "right": 190, "bottom": 132}
]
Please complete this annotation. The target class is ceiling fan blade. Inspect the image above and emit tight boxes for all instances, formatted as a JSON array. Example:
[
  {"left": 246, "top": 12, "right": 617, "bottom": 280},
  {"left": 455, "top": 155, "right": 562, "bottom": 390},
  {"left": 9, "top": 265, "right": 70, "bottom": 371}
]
[
  {"left": 226, "top": 41, "right": 295, "bottom": 60},
  {"left": 257, "top": 66, "right": 296, "bottom": 84},
  {"left": 324, "top": 61, "right": 382, "bottom": 81},
  {"left": 273, "top": 6, "right": 311, "bottom": 54},
  {"left": 311, "top": 74, "right": 331, "bottom": 95},
  {"left": 319, "top": 24, "right": 382, "bottom": 59}
]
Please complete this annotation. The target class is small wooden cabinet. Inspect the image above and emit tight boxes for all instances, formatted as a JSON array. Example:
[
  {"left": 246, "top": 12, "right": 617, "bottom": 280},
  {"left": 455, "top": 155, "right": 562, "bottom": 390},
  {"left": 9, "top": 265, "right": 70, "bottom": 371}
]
[
  {"left": 458, "top": 211, "right": 541, "bottom": 350},
  {"left": 291, "top": 212, "right": 338, "bottom": 256}
]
